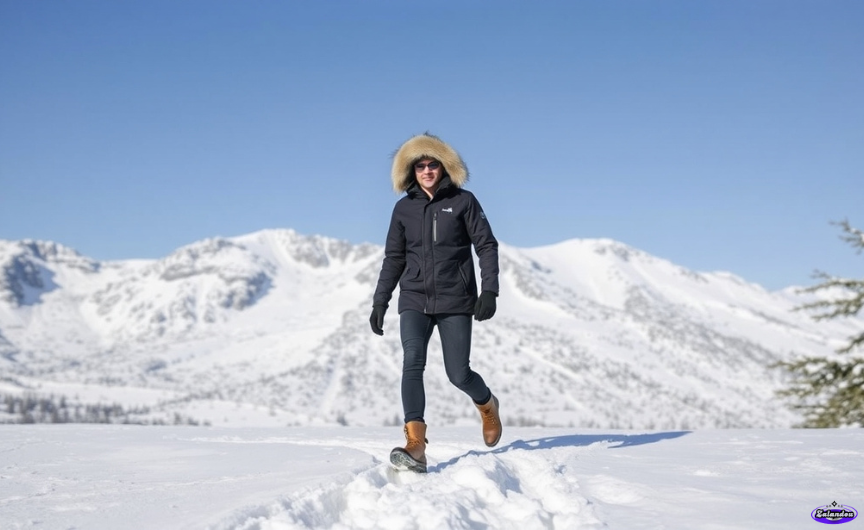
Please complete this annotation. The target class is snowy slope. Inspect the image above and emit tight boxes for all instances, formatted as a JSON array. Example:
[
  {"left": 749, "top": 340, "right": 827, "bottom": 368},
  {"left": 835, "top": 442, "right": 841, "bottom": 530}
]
[
  {"left": 1, "top": 425, "right": 861, "bottom": 530},
  {"left": 1, "top": 229, "right": 861, "bottom": 429}
]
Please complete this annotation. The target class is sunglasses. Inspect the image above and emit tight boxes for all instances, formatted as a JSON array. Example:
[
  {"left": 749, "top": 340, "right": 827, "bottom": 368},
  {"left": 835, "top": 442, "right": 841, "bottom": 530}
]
[{"left": 414, "top": 161, "right": 441, "bottom": 171}]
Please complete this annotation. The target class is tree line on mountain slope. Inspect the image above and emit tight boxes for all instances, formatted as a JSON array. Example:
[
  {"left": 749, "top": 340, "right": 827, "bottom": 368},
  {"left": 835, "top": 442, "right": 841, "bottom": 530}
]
[{"left": 0, "top": 393, "right": 207, "bottom": 425}]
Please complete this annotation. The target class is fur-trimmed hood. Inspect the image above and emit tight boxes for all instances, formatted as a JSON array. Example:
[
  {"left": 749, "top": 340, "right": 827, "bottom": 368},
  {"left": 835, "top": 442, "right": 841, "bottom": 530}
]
[{"left": 390, "top": 133, "right": 469, "bottom": 193}]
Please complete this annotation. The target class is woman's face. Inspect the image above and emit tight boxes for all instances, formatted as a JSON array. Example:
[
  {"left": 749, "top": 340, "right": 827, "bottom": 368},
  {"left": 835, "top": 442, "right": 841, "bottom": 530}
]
[{"left": 414, "top": 158, "right": 443, "bottom": 194}]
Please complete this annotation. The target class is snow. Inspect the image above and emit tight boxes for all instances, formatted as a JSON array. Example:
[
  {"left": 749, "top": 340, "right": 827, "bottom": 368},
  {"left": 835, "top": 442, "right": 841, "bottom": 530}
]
[
  {"left": 3, "top": 229, "right": 864, "bottom": 430},
  {"left": 1, "top": 425, "right": 861, "bottom": 530},
  {"left": 2, "top": 230, "right": 864, "bottom": 527}
]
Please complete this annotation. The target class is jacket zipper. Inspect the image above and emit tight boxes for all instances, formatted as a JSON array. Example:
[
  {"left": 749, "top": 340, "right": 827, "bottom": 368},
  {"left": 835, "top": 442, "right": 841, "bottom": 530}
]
[{"left": 426, "top": 208, "right": 438, "bottom": 313}]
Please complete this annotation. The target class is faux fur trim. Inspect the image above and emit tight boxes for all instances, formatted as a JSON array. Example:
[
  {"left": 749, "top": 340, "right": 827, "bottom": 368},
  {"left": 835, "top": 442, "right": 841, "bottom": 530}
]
[{"left": 390, "top": 133, "right": 468, "bottom": 193}]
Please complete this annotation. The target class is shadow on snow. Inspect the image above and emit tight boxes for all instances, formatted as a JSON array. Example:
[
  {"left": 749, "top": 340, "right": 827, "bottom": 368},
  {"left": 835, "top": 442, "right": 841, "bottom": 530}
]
[{"left": 430, "top": 431, "right": 691, "bottom": 473}]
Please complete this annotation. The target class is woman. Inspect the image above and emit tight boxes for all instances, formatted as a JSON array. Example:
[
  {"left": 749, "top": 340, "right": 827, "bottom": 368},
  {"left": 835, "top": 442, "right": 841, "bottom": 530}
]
[{"left": 370, "top": 133, "right": 502, "bottom": 473}]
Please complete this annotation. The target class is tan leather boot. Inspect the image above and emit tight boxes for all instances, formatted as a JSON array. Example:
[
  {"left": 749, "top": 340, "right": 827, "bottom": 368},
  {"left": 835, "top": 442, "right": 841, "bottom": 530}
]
[
  {"left": 389, "top": 421, "right": 427, "bottom": 473},
  {"left": 475, "top": 393, "right": 502, "bottom": 447}
]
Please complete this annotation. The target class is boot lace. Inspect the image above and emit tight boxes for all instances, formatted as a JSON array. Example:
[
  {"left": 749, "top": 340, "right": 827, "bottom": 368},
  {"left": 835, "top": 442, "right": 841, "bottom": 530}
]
[{"left": 480, "top": 405, "right": 499, "bottom": 426}]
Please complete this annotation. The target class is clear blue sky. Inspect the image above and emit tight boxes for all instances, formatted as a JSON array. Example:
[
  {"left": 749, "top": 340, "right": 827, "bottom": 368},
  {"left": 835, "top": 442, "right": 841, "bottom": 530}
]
[{"left": 1, "top": 1, "right": 861, "bottom": 290}]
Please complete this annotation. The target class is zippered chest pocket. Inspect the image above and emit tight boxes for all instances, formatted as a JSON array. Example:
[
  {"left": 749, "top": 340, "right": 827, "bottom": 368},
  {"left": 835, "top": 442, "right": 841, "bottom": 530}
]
[{"left": 433, "top": 206, "right": 467, "bottom": 245}]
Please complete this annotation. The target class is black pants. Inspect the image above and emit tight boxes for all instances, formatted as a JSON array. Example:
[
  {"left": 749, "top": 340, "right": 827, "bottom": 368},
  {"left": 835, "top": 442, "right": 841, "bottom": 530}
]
[{"left": 400, "top": 310, "right": 491, "bottom": 423}]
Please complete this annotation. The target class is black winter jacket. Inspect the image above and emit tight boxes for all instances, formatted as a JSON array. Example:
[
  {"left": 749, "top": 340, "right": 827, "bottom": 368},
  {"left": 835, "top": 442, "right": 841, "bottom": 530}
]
[{"left": 373, "top": 176, "right": 499, "bottom": 315}]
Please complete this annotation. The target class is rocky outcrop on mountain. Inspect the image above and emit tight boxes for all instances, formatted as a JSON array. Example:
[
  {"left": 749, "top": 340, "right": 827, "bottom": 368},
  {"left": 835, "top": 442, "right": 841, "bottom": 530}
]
[{"left": 0, "top": 241, "right": 97, "bottom": 306}]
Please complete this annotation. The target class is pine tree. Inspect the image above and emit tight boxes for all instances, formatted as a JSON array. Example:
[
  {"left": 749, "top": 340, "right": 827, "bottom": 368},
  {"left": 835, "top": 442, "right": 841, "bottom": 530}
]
[{"left": 777, "top": 220, "right": 864, "bottom": 428}]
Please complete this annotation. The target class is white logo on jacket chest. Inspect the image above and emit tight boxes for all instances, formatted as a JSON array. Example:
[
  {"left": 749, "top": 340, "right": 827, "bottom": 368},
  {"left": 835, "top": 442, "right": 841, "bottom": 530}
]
[{"left": 441, "top": 207, "right": 453, "bottom": 213}]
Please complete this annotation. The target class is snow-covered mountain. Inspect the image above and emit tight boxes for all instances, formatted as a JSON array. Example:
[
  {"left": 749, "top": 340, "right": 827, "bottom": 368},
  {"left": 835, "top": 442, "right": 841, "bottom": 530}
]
[{"left": 1, "top": 229, "right": 860, "bottom": 429}]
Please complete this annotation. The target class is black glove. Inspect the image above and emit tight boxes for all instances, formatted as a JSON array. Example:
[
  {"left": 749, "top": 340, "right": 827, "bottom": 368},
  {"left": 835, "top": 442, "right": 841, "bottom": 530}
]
[
  {"left": 474, "top": 291, "right": 497, "bottom": 321},
  {"left": 369, "top": 305, "right": 387, "bottom": 335}
]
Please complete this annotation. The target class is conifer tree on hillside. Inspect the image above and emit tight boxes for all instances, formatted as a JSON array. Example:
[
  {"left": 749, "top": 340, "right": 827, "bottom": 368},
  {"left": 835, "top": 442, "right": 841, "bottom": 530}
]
[{"left": 777, "top": 220, "right": 864, "bottom": 428}]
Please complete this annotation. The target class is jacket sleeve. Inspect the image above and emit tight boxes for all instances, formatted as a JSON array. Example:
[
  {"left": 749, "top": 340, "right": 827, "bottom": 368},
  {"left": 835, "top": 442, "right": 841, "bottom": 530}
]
[
  {"left": 372, "top": 205, "right": 406, "bottom": 308},
  {"left": 465, "top": 193, "right": 499, "bottom": 294}
]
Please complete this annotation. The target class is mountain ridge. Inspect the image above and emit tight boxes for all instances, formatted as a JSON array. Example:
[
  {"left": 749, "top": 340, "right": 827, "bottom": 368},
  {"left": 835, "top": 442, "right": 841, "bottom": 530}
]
[{"left": 1, "top": 228, "right": 860, "bottom": 429}]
